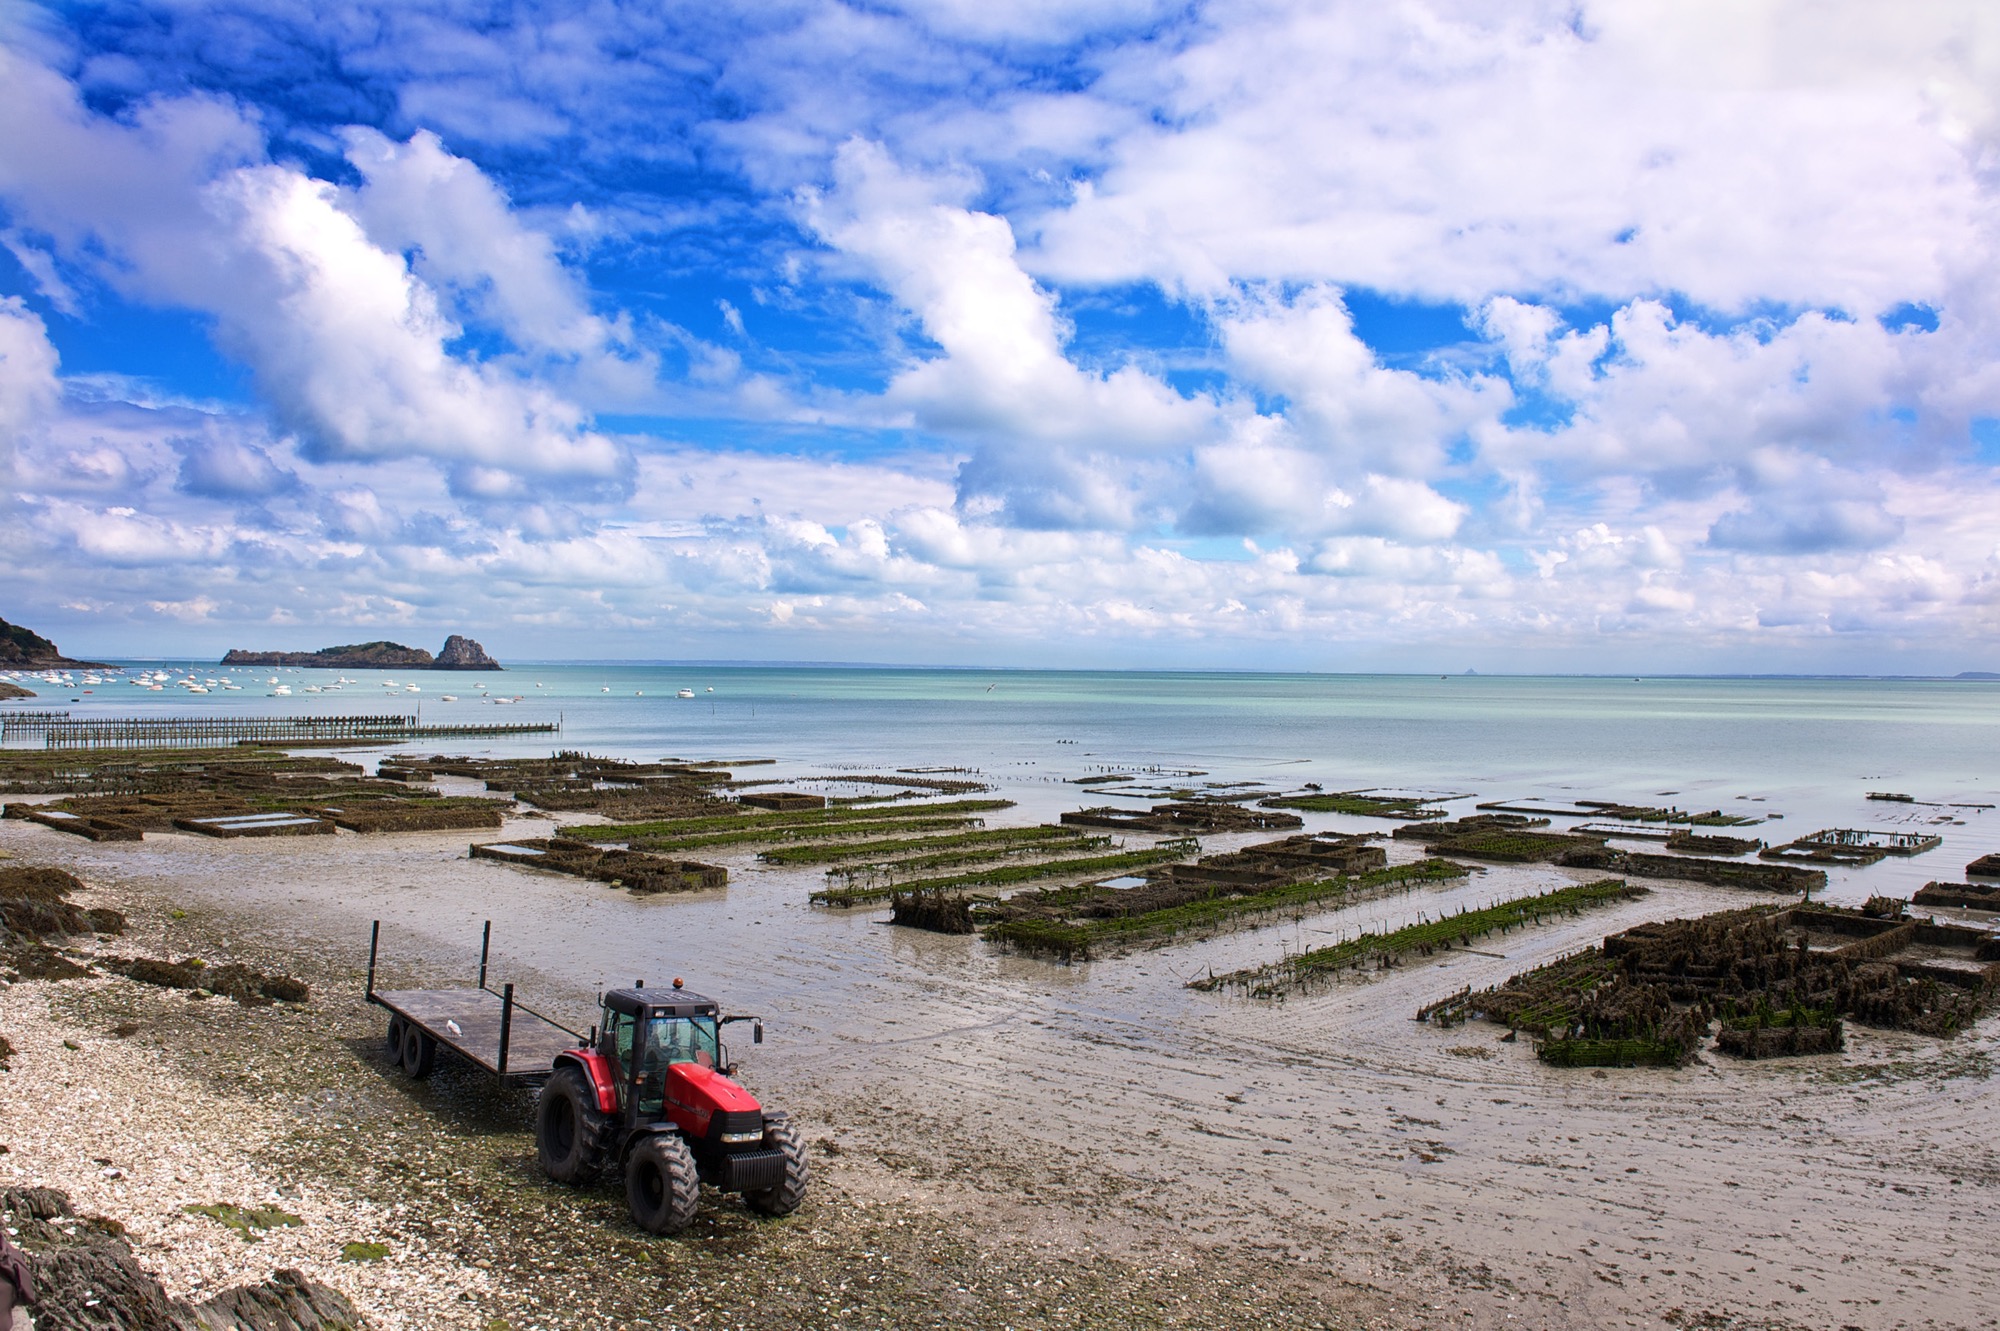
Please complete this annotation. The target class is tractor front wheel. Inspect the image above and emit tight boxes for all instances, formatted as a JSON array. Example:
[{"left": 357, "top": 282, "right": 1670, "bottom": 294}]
[
  {"left": 535, "top": 1067, "right": 607, "bottom": 1184},
  {"left": 625, "top": 1134, "right": 700, "bottom": 1235},
  {"left": 743, "top": 1116, "right": 810, "bottom": 1217},
  {"left": 399, "top": 1023, "right": 436, "bottom": 1079}
]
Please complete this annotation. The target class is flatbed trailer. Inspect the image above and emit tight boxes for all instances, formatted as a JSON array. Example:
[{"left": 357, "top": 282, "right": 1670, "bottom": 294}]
[{"left": 365, "top": 920, "right": 586, "bottom": 1081}]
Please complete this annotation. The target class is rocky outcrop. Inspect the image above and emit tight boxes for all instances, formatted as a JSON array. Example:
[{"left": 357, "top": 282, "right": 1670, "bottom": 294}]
[
  {"left": 2, "top": 1187, "right": 365, "bottom": 1330},
  {"left": 221, "top": 636, "right": 501, "bottom": 670},
  {"left": 432, "top": 634, "right": 501, "bottom": 670},
  {"left": 0, "top": 681, "right": 34, "bottom": 699},
  {"left": 0, "top": 617, "right": 108, "bottom": 669},
  {"left": 222, "top": 641, "right": 435, "bottom": 669}
]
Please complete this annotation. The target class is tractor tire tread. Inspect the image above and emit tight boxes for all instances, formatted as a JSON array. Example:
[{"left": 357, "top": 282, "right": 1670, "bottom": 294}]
[
  {"left": 536, "top": 1067, "right": 609, "bottom": 1184},
  {"left": 743, "top": 1116, "right": 810, "bottom": 1217},
  {"left": 626, "top": 1133, "right": 701, "bottom": 1235}
]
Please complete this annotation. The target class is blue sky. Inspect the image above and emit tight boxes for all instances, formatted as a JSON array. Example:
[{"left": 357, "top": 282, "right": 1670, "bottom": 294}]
[{"left": 2, "top": 1, "right": 1998, "bottom": 671}]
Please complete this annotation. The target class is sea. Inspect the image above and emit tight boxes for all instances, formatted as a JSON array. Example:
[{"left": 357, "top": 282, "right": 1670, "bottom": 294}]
[{"left": 11, "top": 661, "right": 1999, "bottom": 903}]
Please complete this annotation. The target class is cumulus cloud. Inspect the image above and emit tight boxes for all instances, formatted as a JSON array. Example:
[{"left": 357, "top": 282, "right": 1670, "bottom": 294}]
[
  {"left": 1220, "top": 287, "right": 1505, "bottom": 476},
  {"left": 0, "top": 296, "right": 59, "bottom": 467},
  {"left": 3, "top": 7, "right": 2000, "bottom": 669},
  {"left": 0, "top": 52, "right": 631, "bottom": 496},
  {"left": 1028, "top": 1, "right": 1992, "bottom": 312}
]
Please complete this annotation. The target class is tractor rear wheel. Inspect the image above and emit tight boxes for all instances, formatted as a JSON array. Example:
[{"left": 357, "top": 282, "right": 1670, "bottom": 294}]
[
  {"left": 535, "top": 1067, "right": 608, "bottom": 1184},
  {"left": 625, "top": 1133, "right": 700, "bottom": 1235},
  {"left": 385, "top": 1014, "right": 406, "bottom": 1056},
  {"left": 743, "top": 1116, "right": 810, "bottom": 1217},
  {"left": 399, "top": 1023, "right": 436, "bottom": 1079}
]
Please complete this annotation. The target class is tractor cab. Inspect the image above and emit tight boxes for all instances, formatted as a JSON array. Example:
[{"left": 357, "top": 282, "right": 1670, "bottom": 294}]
[
  {"left": 536, "top": 978, "right": 804, "bottom": 1235},
  {"left": 598, "top": 986, "right": 732, "bottom": 1116}
]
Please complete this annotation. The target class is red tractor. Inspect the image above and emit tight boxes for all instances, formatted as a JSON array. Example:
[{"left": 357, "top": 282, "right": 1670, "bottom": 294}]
[{"left": 534, "top": 979, "right": 810, "bottom": 1233}]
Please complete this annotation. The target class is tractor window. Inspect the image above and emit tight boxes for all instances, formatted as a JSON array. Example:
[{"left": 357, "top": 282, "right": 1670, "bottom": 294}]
[
  {"left": 632, "top": 1016, "right": 720, "bottom": 1115},
  {"left": 644, "top": 1015, "right": 720, "bottom": 1069},
  {"left": 602, "top": 1011, "right": 636, "bottom": 1109}
]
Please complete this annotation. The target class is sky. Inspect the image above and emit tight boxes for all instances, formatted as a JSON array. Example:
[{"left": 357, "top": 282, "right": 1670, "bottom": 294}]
[{"left": 2, "top": 0, "right": 1999, "bottom": 672}]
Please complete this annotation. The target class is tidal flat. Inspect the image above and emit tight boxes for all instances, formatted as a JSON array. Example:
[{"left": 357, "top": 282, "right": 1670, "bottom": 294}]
[{"left": 1, "top": 707, "right": 1995, "bottom": 1329}]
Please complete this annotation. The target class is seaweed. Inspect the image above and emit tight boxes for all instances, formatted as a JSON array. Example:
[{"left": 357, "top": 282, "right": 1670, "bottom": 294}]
[
  {"left": 1192, "top": 879, "right": 1649, "bottom": 997},
  {"left": 762, "top": 824, "right": 1093, "bottom": 867},
  {"left": 888, "top": 889, "right": 976, "bottom": 934},
  {"left": 1258, "top": 791, "right": 1446, "bottom": 820},
  {"left": 811, "top": 842, "right": 1196, "bottom": 907},
  {"left": 986, "top": 858, "right": 1471, "bottom": 961}
]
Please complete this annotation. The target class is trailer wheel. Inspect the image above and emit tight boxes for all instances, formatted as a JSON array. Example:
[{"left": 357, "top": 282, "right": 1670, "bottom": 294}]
[
  {"left": 743, "top": 1116, "right": 810, "bottom": 1217},
  {"left": 625, "top": 1133, "right": 700, "bottom": 1235},
  {"left": 385, "top": 1014, "right": 406, "bottom": 1056},
  {"left": 399, "top": 1023, "right": 436, "bottom": 1079},
  {"left": 535, "top": 1067, "right": 607, "bottom": 1184}
]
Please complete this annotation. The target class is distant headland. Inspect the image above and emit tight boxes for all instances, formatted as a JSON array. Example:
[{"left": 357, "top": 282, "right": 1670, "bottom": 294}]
[
  {"left": 221, "top": 634, "right": 503, "bottom": 671},
  {"left": 1, "top": 615, "right": 110, "bottom": 670}
]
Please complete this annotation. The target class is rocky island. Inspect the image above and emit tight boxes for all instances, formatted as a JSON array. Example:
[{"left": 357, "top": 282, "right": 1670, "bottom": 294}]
[
  {"left": 1, "top": 615, "right": 110, "bottom": 671},
  {"left": 221, "top": 633, "right": 503, "bottom": 670}
]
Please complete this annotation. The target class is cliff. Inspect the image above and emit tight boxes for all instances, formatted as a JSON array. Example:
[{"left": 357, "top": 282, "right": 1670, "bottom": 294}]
[
  {"left": 221, "top": 635, "right": 503, "bottom": 670},
  {"left": 0, "top": 616, "right": 110, "bottom": 668},
  {"left": 435, "top": 634, "right": 503, "bottom": 669}
]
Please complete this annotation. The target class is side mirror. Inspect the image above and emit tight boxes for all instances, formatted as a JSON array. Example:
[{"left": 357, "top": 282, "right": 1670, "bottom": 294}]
[{"left": 753, "top": 1021, "right": 764, "bottom": 1045}]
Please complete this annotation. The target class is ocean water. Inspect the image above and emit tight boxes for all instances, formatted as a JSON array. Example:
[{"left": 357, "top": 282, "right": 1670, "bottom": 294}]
[{"left": 16, "top": 663, "right": 2000, "bottom": 899}]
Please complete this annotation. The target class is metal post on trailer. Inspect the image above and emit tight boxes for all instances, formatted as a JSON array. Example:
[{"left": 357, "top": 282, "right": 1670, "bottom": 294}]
[
  {"left": 366, "top": 920, "right": 380, "bottom": 1001},
  {"left": 478, "top": 919, "right": 492, "bottom": 991},
  {"left": 498, "top": 983, "right": 515, "bottom": 1075}
]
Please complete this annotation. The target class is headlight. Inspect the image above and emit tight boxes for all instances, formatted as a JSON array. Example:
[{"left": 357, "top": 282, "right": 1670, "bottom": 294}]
[{"left": 718, "top": 1130, "right": 764, "bottom": 1144}]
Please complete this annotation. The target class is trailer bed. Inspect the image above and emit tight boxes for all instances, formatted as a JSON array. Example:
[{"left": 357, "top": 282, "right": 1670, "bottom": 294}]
[{"left": 372, "top": 986, "right": 580, "bottom": 1078}]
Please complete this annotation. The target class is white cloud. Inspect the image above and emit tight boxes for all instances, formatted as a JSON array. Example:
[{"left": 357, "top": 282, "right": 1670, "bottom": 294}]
[
  {"left": 1221, "top": 286, "right": 1506, "bottom": 476},
  {"left": 1027, "top": 0, "right": 1992, "bottom": 311},
  {"left": 0, "top": 296, "right": 59, "bottom": 467}
]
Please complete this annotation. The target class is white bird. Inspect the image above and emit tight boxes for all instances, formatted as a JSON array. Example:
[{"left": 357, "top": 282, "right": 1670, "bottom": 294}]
[{"left": 446, "top": 1020, "right": 462, "bottom": 1037}]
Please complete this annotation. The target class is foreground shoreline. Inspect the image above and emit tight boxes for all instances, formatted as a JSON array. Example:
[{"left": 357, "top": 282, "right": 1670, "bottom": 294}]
[
  {"left": 0, "top": 844, "right": 1447, "bottom": 1330},
  {"left": 2, "top": 810, "right": 1994, "bottom": 1330}
]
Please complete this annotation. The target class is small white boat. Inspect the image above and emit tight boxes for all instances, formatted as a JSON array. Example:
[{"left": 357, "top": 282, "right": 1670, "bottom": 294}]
[
  {"left": 705, "top": 686, "right": 714, "bottom": 693},
  {"left": 186, "top": 685, "right": 209, "bottom": 693},
  {"left": 304, "top": 685, "right": 322, "bottom": 693},
  {"left": 677, "top": 688, "right": 695, "bottom": 698},
  {"left": 601, "top": 686, "right": 610, "bottom": 692},
  {"left": 440, "top": 695, "right": 457, "bottom": 702},
  {"left": 273, "top": 685, "right": 292, "bottom": 696},
  {"left": 222, "top": 684, "right": 241, "bottom": 691},
  {"left": 406, "top": 684, "right": 421, "bottom": 692}
]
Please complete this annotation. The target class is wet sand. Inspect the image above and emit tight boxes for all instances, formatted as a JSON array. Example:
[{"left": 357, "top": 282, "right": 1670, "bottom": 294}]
[{"left": 2, "top": 774, "right": 1996, "bottom": 1330}]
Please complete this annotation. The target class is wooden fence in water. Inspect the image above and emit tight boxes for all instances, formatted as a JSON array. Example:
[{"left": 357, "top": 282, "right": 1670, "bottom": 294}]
[{"left": 5, "top": 712, "right": 558, "bottom": 750}]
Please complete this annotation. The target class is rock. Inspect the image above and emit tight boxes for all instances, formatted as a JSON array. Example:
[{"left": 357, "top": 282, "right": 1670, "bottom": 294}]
[
  {"left": 0, "top": 680, "right": 33, "bottom": 700},
  {"left": 220, "top": 642, "right": 435, "bottom": 669},
  {"left": 0, "top": 618, "right": 109, "bottom": 669},
  {"left": 433, "top": 635, "right": 502, "bottom": 670},
  {"left": 123, "top": 958, "right": 203, "bottom": 990},
  {"left": 191, "top": 1268, "right": 365, "bottom": 1330},
  {"left": 219, "top": 634, "right": 500, "bottom": 670},
  {"left": 4, "top": 1190, "right": 364, "bottom": 1331}
]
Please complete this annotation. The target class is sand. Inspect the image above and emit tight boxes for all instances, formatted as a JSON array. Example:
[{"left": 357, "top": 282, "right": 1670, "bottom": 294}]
[{"left": 0, "top": 799, "right": 1995, "bottom": 1330}]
